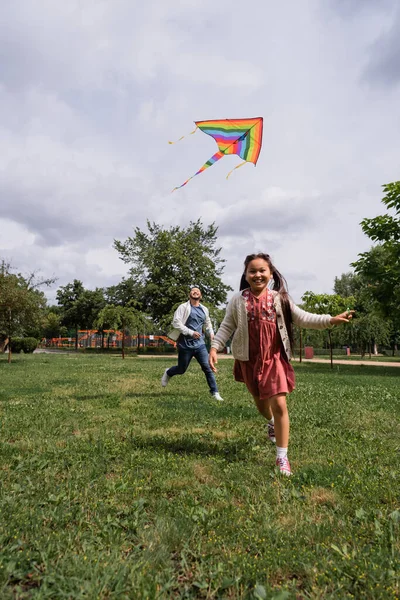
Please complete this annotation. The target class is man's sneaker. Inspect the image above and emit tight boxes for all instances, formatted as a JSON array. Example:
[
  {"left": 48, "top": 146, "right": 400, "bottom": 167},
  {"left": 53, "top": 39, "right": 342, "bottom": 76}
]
[
  {"left": 212, "top": 392, "right": 224, "bottom": 402},
  {"left": 161, "top": 368, "right": 170, "bottom": 387},
  {"left": 268, "top": 421, "right": 276, "bottom": 443},
  {"left": 275, "top": 456, "right": 292, "bottom": 476}
]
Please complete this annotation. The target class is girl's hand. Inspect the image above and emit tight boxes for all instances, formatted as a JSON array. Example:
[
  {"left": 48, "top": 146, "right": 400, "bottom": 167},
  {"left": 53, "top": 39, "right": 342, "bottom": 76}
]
[
  {"left": 209, "top": 348, "right": 218, "bottom": 373},
  {"left": 330, "top": 310, "right": 355, "bottom": 325}
]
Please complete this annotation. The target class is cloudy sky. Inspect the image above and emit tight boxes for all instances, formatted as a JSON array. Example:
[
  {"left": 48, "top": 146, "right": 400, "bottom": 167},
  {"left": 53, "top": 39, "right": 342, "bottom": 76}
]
[{"left": 1, "top": 0, "right": 399, "bottom": 305}]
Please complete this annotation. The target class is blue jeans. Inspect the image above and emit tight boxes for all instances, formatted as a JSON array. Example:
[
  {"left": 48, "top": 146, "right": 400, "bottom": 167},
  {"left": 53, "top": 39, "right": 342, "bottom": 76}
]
[{"left": 167, "top": 344, "right": 218, "bottom": 394}]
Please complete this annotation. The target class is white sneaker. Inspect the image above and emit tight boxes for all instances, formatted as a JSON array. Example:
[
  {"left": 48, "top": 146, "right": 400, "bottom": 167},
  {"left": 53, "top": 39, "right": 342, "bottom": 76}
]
[
  {"left": 161, "top": 368, "right": 170, "bottom": 387},
  {"left": 212, "top": 392, "right": 224, "bottom": 402}
]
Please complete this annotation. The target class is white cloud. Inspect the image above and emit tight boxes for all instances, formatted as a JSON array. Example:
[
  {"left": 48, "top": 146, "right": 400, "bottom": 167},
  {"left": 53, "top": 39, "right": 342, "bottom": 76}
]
[{"left": 1, "top": 0, "right": 399, "bottom": 308}]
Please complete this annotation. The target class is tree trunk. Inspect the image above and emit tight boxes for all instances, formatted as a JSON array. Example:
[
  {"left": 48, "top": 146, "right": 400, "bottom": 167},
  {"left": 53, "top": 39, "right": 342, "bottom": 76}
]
[
  {"left": 8, "top": 339, "right": 11, "bottom": 363},
  {"left": 328, "top": 329, "right": 333, "bottom": 369},
  {"left": 122, "top": 330, "right": 125, "bottom": 360}
]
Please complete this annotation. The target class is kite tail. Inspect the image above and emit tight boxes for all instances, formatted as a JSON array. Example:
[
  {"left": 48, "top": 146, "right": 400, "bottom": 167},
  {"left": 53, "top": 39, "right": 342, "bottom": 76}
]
[
  {"left": 168, "top": 127, "right": 198, "bottom": 144},
  {"left": 172, "top": 151, "right": 225, "bottom": 192},
  {"left": 226, "top": 160, "right": 249, "bottom": 180}
]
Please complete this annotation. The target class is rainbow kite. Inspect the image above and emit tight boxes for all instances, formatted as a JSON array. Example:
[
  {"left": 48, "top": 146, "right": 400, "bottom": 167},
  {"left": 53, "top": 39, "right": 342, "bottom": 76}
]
[{"left": 170, "top": 117, "right": 263, "bottom": 191}]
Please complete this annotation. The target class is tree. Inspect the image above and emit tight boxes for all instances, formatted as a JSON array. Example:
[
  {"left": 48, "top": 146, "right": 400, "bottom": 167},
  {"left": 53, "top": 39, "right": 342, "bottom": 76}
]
[
  {"left": 352, "top": 181, "right": 400, "bottom": 352},
  {"left": 95, "top": 304, "right": 145, "bottom": 359},
  {"left": 301, "top": 292, "right": 351, "bottom": 368},
  {"left": 56, "top": 280, "right": 85, "bottom": 351},
  {"left": 56, "top": 282, "right": 107, "bottom": 350},
  {"left": 334, "top": 270, "right": 391, "bottom": 355},
  {"left": 113, "top": 220, "right": 232, "bottom": 329},
  {"left": 42, "top": 311, "right": 67, "bottom": 341},
  {"left": 333, "top": 272, "right": 363, "bottom": 298},
  {"left": 0, "top": 261, "right": 54, "bottom": 362},
  {"left": 347, "top": 314, "right": 391, "bottom": 358}
]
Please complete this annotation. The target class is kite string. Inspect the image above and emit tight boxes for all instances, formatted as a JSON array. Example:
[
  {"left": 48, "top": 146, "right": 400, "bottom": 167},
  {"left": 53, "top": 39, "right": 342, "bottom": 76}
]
[{"left": 168, "top": 127, "right": 198, "bottom": 144}]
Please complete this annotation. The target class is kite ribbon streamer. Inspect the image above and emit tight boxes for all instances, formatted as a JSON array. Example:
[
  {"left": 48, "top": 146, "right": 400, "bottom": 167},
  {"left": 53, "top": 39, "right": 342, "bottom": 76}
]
[
  {"left": 168, "top": 127, "right": 198, "bottom": 145},
  {"left": 226, "top": 160, "right": 248, "bottom": 180},
  {"left": 172, "top": 151, "right": 224, "bottom": 192}
]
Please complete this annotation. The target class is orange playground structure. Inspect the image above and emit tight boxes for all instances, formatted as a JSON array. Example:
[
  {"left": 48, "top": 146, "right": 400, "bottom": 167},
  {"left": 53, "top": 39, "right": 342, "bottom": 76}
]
[{"left": 42, "top": 330, "right": 176, "bottom": 350}]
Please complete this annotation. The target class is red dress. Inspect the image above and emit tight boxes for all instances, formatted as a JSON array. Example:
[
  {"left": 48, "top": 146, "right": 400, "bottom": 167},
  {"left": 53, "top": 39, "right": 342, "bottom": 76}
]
[{"left": 233, "top": 289, "right": 295, "bottom": 400}]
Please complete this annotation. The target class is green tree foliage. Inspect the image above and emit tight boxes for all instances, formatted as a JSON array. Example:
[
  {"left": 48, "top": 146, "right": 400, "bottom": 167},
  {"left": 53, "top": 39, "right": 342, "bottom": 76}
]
[
  {"left": 56, "top": 282, "right": 106, "bottom": 350},
  {"left": 334, "top": 271, "right": 391, "bottom": 355},
  {"left": 351, "top": 182, "right": 400, "bottom": 348},
  {"left": 333, "top": 272, "right": 363, "bottom": 298},
  {"left": 95, "top": 304, "right": 146, "bottom": 359},
  {"left": 300, "top": 292, "right": 350, "bottom": 367},
  {"left": 56, "top": 280, "right": 85, "bottom": 351},
  {"left": 347, "top": 314, "right": 391, "bottom": 357},
  {"left": 0, "top": 261, "right": 54, "bottom": 361},
  {"left": 41, "top": 311, "right": 68, "bottom": 340},
  {"left": 113, "top": 220, "right": 232, "bottom": 329}
]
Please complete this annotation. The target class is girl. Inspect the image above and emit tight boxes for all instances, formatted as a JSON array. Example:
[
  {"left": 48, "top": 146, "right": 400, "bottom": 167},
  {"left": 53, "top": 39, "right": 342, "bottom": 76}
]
[{"left": 209, "top": 253, "right": 353, "bottom": 476}]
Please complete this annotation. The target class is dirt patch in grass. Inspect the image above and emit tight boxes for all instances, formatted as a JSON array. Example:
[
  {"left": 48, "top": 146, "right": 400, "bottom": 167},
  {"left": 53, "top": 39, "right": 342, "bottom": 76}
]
[
  {"left": 307, "top": 487, "right": 338, "bottom": 507},
  {"left": 278, "top": 513, "right": 301, "bottom": 529},
  {"left": 212, "top": 430, "right": 237, "bottom": 440},
  {"left": 193, "top": 462, "right": 218, "bottom": 485},
  {"left": 143, "top": 426, "right": 237, "bottom": 439},
  {"left": 164, "top": 477, "right": 194, "bottom": 491}
]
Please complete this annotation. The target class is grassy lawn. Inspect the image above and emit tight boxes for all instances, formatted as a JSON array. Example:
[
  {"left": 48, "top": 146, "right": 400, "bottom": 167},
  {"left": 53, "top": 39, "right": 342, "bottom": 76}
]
[{"left": 0, "top": 354, "right": 399, "bottom": 599}]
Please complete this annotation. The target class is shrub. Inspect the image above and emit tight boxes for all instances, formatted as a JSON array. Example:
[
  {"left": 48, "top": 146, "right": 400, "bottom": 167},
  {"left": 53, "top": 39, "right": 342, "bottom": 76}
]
[
  {"left": 138, "top": 346, "right": 176, "bottom": 354},
  {"left": 10, "top": 337, "right": 38, "bottom": 353},
  {"left": 10, "top": 338, "right": 24, "bottom": 353},
  {"left": 22, "top": 337, "right": 39, "bottom": 353}
]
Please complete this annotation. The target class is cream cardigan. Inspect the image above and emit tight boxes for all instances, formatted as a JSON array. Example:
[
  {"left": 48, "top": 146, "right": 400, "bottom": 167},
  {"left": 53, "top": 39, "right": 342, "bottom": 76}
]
[{"left": 211, "top": 290, "right": 332, "bottom": 361}]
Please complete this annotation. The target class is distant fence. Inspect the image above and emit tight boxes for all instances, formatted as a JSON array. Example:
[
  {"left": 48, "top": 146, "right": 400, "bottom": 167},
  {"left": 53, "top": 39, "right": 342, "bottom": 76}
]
[{"left": 40, "top": 331, "right": 176, "bottom": 351}]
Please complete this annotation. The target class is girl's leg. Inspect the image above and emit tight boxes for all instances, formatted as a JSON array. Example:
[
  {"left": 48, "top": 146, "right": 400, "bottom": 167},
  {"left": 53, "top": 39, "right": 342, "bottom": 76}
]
[
  {"left": 252, "top": 396, "right": 275, "bottom": 443},
  {"left": 268, "top": 394, "right": 289, "bottom": 448},
  {"left": 252, "top": 395, "right": 273, "bottom": 420},
  {"left": 253, "top": 393, "right": 291, "bottom": 475}
]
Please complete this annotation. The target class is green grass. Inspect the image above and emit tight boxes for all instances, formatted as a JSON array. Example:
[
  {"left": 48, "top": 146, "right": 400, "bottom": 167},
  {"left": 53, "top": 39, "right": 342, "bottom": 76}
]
[{"left": 0, "top": 354, "right": 399, "bottom": 599}]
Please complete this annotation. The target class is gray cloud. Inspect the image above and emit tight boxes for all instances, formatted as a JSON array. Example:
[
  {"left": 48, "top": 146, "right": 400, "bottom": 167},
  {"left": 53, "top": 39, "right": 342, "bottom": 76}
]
[
  {"left": 327, "top": 0, "right": 394, "bottom": 18},
  {"left": 364, "top": 9, "right": 400, "bottom": 86}
]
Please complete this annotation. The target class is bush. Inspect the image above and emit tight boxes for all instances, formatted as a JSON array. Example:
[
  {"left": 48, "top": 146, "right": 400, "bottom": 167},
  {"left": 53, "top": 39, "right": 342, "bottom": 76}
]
[
  {"left": 138, "top": 346, "right": 176, "bottom": 354},
  {"left": 10, "top": 338, "right": 24, "bottom": 353},
  {"left": 10, "top": 337, "right": 38, "bottom": 353}
]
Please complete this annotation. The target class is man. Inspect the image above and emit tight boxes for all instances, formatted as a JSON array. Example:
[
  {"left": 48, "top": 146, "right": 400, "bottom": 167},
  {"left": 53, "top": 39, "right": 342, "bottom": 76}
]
[{"left": 161, "top": 286, "right": 224, "bottom": 401}]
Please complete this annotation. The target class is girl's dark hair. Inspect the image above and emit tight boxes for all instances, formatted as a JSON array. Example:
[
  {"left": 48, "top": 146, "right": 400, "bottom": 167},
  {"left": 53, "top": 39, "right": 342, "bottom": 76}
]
[{"left": 240, "top": 253, "right": 294, "bottom": 352}]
